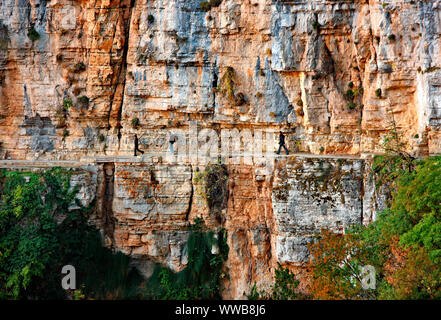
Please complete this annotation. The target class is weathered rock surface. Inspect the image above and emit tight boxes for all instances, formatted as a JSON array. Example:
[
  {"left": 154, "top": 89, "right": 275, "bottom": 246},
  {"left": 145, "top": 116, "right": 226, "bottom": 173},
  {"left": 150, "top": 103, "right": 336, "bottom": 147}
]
[
  {"left": 1, "top": 0, "right": 441, "bottom": 159},
  {"left": 0, "top": 0, "right": 439, "bottom": 299}
]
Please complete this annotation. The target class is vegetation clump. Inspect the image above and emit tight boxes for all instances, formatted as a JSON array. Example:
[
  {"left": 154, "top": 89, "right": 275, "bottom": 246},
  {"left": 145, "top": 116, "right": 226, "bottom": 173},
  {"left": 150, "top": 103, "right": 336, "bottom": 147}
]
[
  {"left": 305, "top": 115, "right": 441, "bottom": 300},
  {"left": 218, "top": 66, "right": 236, "bottom": 100},
  {"left": 347, "top": 102, "right": 357, "bottom": 110},
  {"left": 28, "top": 28, "right": 40, "bottom": 41},
  {"left": 194, "top": 162, "right": 229, "bottom": 218},
  {"left": 248, "top": 263, "right": 305, "bottom": 300},
  {"left": 0, "top": 169, "right": 230, "bottom": 300},
  {"left": 307, "top": 156, "right": 441, "bottom": 300},
  {"left": 63, "top": 99, "right": 73, "bottom": 110},
  {"left": 143, "top": 218, "right": 229, "bottom": 299},
  {"left": 344, "top": 82, "right": 363, "bottom": 110},
  {"left": 200, "top": 0, "right": 222, "bottom": 11},
  {"left": 375, "top": 88, "right": 382, "bottom": 98},
  {"left": 72, "top": 62, "right": 86, "bottom": 73},
  {"left": 312, "top": 21, "right": 321, "bottom": 31},
  {"left": 131, "top": 117, "right": 140, "bottom": 128},
  {"left": 0, "top": 168, "right": 143, "bottom": 299}
]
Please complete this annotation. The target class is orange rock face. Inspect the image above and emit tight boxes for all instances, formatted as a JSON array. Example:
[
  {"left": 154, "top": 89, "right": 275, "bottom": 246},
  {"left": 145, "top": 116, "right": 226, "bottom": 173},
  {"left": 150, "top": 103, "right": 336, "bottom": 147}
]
[{"left": 1, "top": 0, "right": 440, "bottom": 298}]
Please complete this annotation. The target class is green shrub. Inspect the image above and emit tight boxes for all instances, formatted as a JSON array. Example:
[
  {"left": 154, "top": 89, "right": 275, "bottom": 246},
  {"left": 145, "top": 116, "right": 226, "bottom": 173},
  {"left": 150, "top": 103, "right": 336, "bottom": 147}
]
[
  {"left": 347, "top": 102, "right": 357, "bottom": 110},
  {"left": 63, "top": 99, "right": 73, "bottom": 110},
  {"left": 219, "top": 66, "right": 236, "bottom": 100},
  {"left": 375, "top": 88, "right": 382, "bottom": 98},
  {"left": 72, "top": 62, "right": 86, "bottom": 73},
  {"left": 143, "top": 218, "right": 229, "bottom": 299},
  {"left": 131, "top": 117, "right": 140, "bottom": 128},
  {"left": 200, "top": 0, "right": 222, "bottom": 11},
  {"left": 193, "top": 163, "right": 229, "bottom": 214},
  {"left": 0, "top": 169, "right": 144, "bottom": 299},
  {"left": 353, "top": 87, "right": 364, "bottom": 97},
  {"left": 28, "top": 28, "right": 40, "bottom": 41},
  {"left": 345, "top": 89, "right": 354, "bottom": 101},
  {"left": 248, "top": 263, "right": 304, "bottom": 300},
  {"left": 147, "top": 14, "right": 155, "bottom": 24}
]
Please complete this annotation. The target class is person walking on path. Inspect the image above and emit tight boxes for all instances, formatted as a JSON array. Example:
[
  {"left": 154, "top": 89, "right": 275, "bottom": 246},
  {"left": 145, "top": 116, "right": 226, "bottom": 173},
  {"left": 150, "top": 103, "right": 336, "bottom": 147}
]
[
  {"left": 134, "top": 134, "right": 144, "bottom": 156},
  {"left": 276, "top": 131, "right": 289, "bottom": 155}
]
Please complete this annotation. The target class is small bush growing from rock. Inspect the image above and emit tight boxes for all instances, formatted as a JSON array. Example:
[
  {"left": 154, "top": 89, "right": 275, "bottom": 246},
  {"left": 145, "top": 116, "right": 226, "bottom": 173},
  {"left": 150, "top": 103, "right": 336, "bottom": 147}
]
[
  {"left": 388, "top": 34, "right": 396, "bottom": 41},
  {"left": 147, "top": 14, "right": 155, "bottom": 24},
  {"left": 219, "top": 66, "right": 236, "bottom": 100},
  {"left": 193, "top": 163, "right": 228, "bottom": 219},
  {"left": 131, "top": 117, "right": 140, "bottom": 128},
  {"left": 63, "top": 99, "right": 73, "bottom": 110},
  {"left": 375, "top": 88, "right": 382, "bottom": 98},
  {"left": 62, "top": 129, "right": 70, "bottom": 138},
  {"left": 200, "top": 0, "right": 222, "bottom": 11},
  {"left": 256, "top": 92, "right": 262, "bottom": 98},
  {"left": 297, "top": 99, "right": 303, "bottom": 107},
  {"left": 347, "top": 102, "right": 357, "bottom": 110},
  {"left": 353, "top": 87, "right": 364, "bottom": 97},
  {"left": 312, "top": 21, "right": 321, "bottom": 31},
  {"left": 28, "top": 28, "right": 40, "bottom": 41},
  {"left": 98, "top": 134, "right": 105, "bottom": 142},
  {"left": 345, "top": 89, "right": 354, "bottom": 101},
  {"left": 72, "top": 62, "right": 86, "bottom": 73}
]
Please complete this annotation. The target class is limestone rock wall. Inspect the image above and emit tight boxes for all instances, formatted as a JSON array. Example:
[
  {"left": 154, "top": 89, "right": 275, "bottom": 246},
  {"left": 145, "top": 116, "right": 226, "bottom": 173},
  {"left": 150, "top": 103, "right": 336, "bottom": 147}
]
[
  {"left": 1, "top": 0, "right": 441, "bottom": 159},
  {"left": 89, "top": 156, "right": 379, "bottom": 299},
  {"left": 0, "top": 0, "right": 438, "bottom": 299}
]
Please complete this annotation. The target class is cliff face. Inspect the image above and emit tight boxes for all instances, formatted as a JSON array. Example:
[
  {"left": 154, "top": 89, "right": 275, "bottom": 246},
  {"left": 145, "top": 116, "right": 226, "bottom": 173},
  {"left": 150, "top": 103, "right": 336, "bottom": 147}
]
[
  {"left": 0, "top": 0, "right": 440, "bottom": 298},
  {"left": 1, "top": 0, "right": 441, "bottom": 159}
]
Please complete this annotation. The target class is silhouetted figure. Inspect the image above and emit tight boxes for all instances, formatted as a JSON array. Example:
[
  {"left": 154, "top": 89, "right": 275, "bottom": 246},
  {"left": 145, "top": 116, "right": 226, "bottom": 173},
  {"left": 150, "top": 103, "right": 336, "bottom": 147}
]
[
  {"left": 276, "top": 131, "right": 289, "bottom": 155},
  {"left": 134, "top": 134, "right": 144, "bottom": 156}
]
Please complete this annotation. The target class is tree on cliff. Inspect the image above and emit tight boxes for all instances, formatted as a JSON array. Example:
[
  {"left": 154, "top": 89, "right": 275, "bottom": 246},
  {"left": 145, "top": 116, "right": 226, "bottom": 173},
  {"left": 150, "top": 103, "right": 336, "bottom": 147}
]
[
  {"left": 0, "top": 168, "right": 142, "bottom": 299},
  {"left": 306, "top": 156, "right": 441, "bottom": 300}
]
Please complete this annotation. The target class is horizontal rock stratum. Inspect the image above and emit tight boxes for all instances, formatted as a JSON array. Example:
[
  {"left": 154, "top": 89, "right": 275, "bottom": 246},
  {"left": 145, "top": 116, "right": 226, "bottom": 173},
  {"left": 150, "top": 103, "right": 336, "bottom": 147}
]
[{"left": 0, "top": 0, "right": 439, "bottom": 298}]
